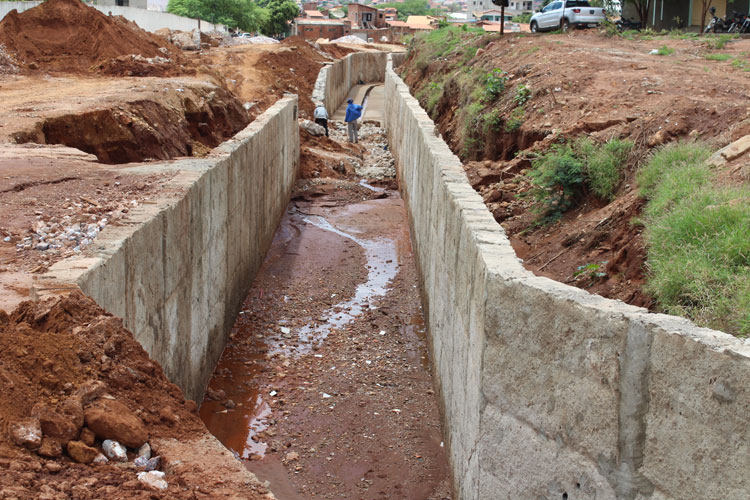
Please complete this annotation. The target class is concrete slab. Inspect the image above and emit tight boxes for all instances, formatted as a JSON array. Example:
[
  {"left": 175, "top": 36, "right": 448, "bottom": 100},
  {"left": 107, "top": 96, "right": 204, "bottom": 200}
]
[{"left": 331, "top": 84, "right": 384, "bottom": 123}]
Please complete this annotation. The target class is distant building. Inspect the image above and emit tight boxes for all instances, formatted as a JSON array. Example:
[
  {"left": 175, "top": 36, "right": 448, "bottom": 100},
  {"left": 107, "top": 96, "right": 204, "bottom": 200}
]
[
  {"left": 292, "top": 18, "right": 351, "bottom": 39},
  {"left": 302, "top": 9, "right": 326, "bottom": 18},
  {"left": 467, "top": 0, "right": 531, "bottom": 19},
  {"left": 405, "top": 15, "right": 443, "bottom": 25},
  {"left": 348, "top": 3, "right": 390, "bottom": 28},
  {"left": 96, "top": 0, "right": 147, "bottom": 8}
]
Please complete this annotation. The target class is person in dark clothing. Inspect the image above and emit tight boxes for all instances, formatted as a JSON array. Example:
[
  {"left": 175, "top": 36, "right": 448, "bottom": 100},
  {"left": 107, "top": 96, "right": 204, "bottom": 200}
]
[{"left": 313, "top": 102, "right": 329, "bottom": 137}]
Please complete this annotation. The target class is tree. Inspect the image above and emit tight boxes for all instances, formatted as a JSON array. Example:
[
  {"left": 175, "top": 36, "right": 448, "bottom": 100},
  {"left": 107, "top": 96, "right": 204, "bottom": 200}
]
[
  {"left": 377, "top": 0, "right": 431, "bottom": 21},
  {"left": 623, "top": 0, "right": 652, "bottom": 28},
  {"left": 257, "top": 0, "right": 298, "bottom": 36},
  {"left": 167, "top": 0, "right": 268, "bottom": 31}
]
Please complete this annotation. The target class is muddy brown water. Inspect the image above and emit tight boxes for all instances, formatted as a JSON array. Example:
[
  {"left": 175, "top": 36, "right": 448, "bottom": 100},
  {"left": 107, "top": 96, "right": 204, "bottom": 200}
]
[{"left": 200, "top": 183, "right": 451, "bottom": 499}]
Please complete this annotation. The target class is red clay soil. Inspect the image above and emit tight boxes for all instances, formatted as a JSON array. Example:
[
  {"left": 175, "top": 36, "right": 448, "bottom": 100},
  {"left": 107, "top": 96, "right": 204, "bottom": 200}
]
[
  {"left": 299, "top": 128, "right": 367, "bottom": 178},
  {"left": 402, "top": 31, "right": 750, "bottom": 309},
  {"left": 0, "top": 0, "right": 185, "bottom": 76},
  {"left": 197, "top": 36, "right": 335, "bottom": 119},
  {"left": 0, "top": 291, "right": 269, "bottom": 499},
  {"left": 8, "top": 81, "right": 249, "bottom": 164}
]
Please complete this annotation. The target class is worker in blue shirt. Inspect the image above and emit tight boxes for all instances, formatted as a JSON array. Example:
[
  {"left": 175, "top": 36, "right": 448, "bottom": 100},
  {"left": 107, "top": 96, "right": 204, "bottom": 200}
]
[{"left": 344, "top": 98, "right": 363, "bottom": 143}]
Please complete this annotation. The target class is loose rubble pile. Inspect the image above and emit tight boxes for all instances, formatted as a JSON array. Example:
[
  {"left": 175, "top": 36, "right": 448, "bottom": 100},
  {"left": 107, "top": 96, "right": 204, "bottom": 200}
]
[
  {"left": 243, "top": 36, "right": 279, "bottom": 45},
  {"left": 0, "top": 43, "right": 18, "bottom": 75},
  {"left": 0, "top": 0, "right": 183, "bottom": 74},
  {"left": 329, "top": 121, "right": 396, "bottom": 179},
  {"left": 0, "top": 292, "right": 226, "bottom": 497},
  {"left": 331, "top": 35, "right": 367, "bottom": 44}
]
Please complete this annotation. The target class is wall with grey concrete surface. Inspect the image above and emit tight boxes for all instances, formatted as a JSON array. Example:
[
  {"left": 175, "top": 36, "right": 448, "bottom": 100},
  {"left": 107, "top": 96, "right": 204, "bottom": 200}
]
[
  {"left": 312, "top": 52, "right": 389, "bottom": 116},
  {"left": 34, "top": 97, "right": 299, "bottom": 403},
  {"left": 0, "top": 1, "right": 226, "bottom": 32},
  {"left": 383, "top": 55, "right": 750, "bottom": 500}
]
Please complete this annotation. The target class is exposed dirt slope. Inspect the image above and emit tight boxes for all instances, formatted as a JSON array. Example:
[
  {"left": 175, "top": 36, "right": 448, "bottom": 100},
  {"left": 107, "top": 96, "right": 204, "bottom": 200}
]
[
  {"left": 0, "top": 292, "right": 271, "bottom": 499},
  {"left": 11, "top": 82, "right": 249, "bottom": 164},
  {"left": 401, "top": 30, "right": 750, "bottom": 308},
  {"left": 197, "top": 36, "right": 335, "bottom": 119},
  {"left": 0, "top": 0, "right": 185, "bottom": 76}
]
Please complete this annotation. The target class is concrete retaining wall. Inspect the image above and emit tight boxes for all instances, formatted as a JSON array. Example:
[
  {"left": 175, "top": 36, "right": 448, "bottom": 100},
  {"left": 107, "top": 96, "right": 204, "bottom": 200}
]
[
  {"left": 312, "top": 52, "right": 388, "bottom": 116},
  {"left": 0, "top": 1, "right": 227, "bottom": 32},
  {"left": 34, "top": 97, "right": 299, "bottom": 403},
  {"left": 384, "top": 56, "right": 750, "bottom": 500}
]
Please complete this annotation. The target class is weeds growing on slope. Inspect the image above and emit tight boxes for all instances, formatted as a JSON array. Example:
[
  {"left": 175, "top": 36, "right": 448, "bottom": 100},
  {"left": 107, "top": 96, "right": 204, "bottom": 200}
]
[
  {"left": 638, "top": 142, "right": 750, "bottom": 336},
  {"left": 527, "top": 138, "right": 633, "bottom": 223}
]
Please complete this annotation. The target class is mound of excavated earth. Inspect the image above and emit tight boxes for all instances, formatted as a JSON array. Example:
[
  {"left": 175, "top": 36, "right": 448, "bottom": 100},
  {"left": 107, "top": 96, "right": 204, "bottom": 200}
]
[
  {"left": 0, "top": 0, "right": 183, "bottom": 75},
  {"left": 0, "top": 291, "right": 272, "bottom": 499}
]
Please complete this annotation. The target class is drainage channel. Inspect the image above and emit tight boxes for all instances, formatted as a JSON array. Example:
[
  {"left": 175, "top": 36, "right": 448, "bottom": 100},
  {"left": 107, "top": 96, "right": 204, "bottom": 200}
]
[{"left": 200, "top": 122, "right": 451, "bottom": 499}]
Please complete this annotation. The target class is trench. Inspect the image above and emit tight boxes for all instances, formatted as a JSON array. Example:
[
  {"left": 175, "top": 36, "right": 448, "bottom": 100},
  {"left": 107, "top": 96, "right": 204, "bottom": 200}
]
[{"left": 198, "top": 96, "right": 451, "bottom": 498}]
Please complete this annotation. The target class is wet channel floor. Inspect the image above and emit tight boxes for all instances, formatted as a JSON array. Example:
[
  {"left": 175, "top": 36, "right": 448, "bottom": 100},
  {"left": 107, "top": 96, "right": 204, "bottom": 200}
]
[{"left": 200, "top": 179, "right": 451, "bottom": 500}]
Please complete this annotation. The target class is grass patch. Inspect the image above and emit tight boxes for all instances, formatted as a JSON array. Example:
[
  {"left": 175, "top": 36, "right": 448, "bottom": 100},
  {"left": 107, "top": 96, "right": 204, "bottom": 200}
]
[
  {"left": 638, "top": 142, "right": 750, "bottom": 336},
  {"left": 636, "top": 142, "right": 711, "bottom": 217},
  {"left": 705, "top": 33, "right": 736, "bottom": 50},
  {"left": 705, "top": 53, "right": 732, "bottom": 61},
  {"left": 732, "top": 58, "right": 750, "bottom": 71},
  {"left": 654, "top": 45, "right": 674, "bottom": 56}
]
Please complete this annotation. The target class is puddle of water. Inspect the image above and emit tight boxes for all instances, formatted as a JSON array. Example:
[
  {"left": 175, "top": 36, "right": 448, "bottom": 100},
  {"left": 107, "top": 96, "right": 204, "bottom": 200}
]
[
  {"left": 270, "top": 213, "right": 399, "bottom": 356},
  {"left": 401, "top": 313, "right": 431, "bottom": 370},
  {"left": 358, "top": 179, "right": 385, "bottom": 192},
  {"left": 199, "top": 354, "right": 271, "bottom": 459},
  {"left": 202, "top": 200, "right": 401, "bottom": 462}
]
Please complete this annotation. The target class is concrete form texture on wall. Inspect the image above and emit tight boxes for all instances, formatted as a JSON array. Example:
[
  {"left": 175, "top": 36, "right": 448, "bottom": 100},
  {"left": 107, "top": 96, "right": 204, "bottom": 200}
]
[
  {"left": 34, "top": 97, "right": 300, "bottom": 403},
  {"left": 312, "top": 51, "right": 389, "bottom": 116},
  {"left": 383, "top": 55, "right": 750, "bottom": 500},
  {"left": 0, "top": 1, "right": 227, "bottom": 32}
]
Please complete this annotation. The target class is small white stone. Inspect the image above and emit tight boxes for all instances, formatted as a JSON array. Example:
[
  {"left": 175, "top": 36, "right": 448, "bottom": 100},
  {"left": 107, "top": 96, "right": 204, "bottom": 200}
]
[
  {"left": 138, "top": 471, "right": 168, "bottom": 490},
  {"left": 102, "top": 440, "right": 127, "bottom": 462}
]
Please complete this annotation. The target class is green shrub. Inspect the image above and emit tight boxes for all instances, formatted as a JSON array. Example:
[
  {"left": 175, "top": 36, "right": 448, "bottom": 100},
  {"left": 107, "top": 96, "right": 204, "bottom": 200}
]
[
  {"left": 504, "top": 107, "right": 525, "bottom": 132},
  {"left": 481, "top": 108, "right": 503, "bottom": 133},
  {"left": 705, "top": 53, "right": 732, "bottom": 61},
  {"left": 528, "top": 143, "right": 585, "bottom": 221},
  {"left": 577, "top": 137, "right": 633, "bottom": 200},
  {"left": 527, "top": 138, "right": 632, "bottom": 222},
  {"left": 514, "top": 84, "right": 531, "bottom": 106},
  {"left": 483, "top": 68, "right": 509, "bottom": 100}
]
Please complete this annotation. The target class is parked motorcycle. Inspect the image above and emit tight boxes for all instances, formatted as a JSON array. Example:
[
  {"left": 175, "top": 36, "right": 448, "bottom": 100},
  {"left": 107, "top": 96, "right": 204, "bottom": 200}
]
[
  {"left": 616, "top": 16, "right": 642, "bottom": 32},
  {"left": 728, "top": 12, "right": 750, "bottom": 33},
  {"left": 704, "top": 6, "right": 732, "bottom": 33}
]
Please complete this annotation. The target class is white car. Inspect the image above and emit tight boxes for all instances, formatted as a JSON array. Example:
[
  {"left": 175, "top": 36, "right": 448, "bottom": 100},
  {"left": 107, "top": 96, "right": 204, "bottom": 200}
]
[{"left": 529, "top": 0, "right": 607, "bottom": 33}]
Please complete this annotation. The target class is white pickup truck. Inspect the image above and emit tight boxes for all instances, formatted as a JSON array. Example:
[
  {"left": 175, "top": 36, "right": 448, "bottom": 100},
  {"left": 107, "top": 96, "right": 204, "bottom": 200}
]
[{"left": 529, "top": 0, "right": 607, "bottom": 33}]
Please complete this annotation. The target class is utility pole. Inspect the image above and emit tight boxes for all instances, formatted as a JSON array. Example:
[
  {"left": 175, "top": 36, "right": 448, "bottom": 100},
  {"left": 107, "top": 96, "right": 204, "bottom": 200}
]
[{"left": 501, "top": 3, "right": 505, "bottom": 34}]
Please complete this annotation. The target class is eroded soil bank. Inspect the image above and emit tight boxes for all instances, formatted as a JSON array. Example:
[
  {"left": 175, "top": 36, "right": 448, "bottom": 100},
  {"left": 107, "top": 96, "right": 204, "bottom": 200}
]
[
  {"left": 401, "top": 29, "right": 750, "bottom": 311},
  {"left": 201, "top": 124, "right": 451, "bottom": 500}
]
